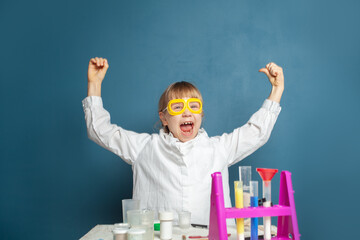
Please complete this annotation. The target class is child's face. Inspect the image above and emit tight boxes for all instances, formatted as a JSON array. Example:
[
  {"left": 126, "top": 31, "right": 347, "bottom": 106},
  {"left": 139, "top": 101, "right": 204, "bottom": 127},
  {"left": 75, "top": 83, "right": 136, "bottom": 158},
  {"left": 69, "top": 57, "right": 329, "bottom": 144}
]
[{"left": 159, "top": 97, "right": 203, "bottom": 143}]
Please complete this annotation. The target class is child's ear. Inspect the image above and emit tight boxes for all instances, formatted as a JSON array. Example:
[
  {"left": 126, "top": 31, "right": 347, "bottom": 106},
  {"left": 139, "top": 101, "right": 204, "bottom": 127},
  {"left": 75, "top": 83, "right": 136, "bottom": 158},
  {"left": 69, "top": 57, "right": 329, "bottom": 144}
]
[{"left": 159, "top": 112, "right": 168, "bottom": 126}]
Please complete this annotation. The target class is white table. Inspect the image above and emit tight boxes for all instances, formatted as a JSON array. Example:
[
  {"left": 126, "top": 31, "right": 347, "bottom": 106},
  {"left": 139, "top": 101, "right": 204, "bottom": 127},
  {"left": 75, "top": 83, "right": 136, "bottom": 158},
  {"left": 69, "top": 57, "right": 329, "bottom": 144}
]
[{"left": 80, "top": 224, "right": 277, "bottom": 240}]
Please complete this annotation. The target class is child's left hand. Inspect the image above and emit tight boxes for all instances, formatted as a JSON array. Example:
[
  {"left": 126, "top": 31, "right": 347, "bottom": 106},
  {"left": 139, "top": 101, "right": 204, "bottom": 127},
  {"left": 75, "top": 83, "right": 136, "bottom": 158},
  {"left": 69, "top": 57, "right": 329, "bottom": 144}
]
[{"left": 259, "top": 62, "right": 284, "bottom": 89}]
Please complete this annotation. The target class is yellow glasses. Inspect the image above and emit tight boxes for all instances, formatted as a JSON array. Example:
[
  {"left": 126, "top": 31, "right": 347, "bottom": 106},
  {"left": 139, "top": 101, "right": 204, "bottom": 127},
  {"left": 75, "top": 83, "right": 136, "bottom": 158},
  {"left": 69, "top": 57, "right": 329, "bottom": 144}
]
[{"left": 164, "top": 98, "right": 203, "bottom": 115}]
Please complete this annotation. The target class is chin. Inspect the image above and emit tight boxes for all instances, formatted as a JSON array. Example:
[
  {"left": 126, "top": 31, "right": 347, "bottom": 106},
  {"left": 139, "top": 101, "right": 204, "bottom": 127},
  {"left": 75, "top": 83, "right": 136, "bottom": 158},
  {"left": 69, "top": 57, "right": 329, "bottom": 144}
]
[{"left": 179, "top": 129, "right": 199, "bottom": 142}]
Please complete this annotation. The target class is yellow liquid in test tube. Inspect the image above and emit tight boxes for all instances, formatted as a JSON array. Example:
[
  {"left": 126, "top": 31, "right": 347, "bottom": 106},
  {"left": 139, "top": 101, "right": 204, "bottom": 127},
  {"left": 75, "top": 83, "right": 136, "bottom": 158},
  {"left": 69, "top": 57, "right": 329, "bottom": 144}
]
[{"left": 234, "top": 181, "right": 244, "bottom": 240}]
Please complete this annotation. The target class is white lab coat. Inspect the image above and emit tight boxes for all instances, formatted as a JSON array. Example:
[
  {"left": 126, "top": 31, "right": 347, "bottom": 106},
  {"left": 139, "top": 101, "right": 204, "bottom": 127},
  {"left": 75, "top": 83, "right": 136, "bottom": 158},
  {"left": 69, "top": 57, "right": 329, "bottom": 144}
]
[{"left": 82, "top": 96, "right": 281, "bottom": 225}]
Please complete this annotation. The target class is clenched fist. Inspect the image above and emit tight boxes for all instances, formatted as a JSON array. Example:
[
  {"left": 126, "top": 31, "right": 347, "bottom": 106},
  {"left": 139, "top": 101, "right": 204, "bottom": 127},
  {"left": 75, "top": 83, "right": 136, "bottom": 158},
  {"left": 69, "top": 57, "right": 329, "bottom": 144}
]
[
  {"left": 259, "top": 62, "right": 284, "bottom": 89},
  {"left": 259, "top": 62, "right": 284, "bottom": 103},
  {"left": 88, "top": 57, "right": 109, "bottom": 84},
  {"left": 87, "top": 57, "right": 109, "bottom": 96}
]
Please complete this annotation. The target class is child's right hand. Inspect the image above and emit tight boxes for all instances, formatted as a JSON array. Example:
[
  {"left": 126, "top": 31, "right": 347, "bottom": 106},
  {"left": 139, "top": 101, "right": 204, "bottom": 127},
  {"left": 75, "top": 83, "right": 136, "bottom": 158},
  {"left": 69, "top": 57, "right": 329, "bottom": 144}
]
[{"left": 88, "top": 57, "right": 109, "bottom": 84}]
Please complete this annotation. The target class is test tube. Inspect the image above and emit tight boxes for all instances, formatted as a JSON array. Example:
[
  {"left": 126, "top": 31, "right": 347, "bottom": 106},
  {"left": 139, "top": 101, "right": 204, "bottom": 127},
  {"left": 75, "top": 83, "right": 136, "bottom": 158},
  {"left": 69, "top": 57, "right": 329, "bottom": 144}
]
[
  {"left": 263, "top": 179, "right": 272, "bottom": 240},
  {"left": 239, "top": 166, "right": 251, "bottom": 207},
  {"left": 256, "top": 168, "right": 278, "bottom": 240},
  {"left": 250, "top": 181, "right": 258, "bottom": 240},
  {"left": 234, "top": 181, "right": 244, "bottom": 240}
]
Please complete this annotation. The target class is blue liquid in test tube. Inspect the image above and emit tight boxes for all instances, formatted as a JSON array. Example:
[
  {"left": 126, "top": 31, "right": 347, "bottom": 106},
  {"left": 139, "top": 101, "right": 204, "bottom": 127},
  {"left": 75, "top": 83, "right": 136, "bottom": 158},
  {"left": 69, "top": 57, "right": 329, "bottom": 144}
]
[{"left": 250, "top": 181, "right": 258, "bottom": 240}]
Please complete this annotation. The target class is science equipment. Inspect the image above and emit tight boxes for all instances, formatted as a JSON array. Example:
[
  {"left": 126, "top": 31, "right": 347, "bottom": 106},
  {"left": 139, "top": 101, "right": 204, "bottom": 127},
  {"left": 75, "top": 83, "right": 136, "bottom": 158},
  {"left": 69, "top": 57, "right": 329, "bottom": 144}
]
[
  {"left": 188, "top": 234, "right": 231, "bottom": 239},
  {"left": 208, "top": 171, "right": 300, "bottom": 240},
  {"left": 178, "top": 211, "right": 191, "bottom": 229},
  {"left": 114, "top": 223, "right": 130, "bottom": 229},
  {"left": 159, "top": 211, "right": 173, "bottom": 240},
  {"left": 127, "top": 210, "right": 142, "bottom": 226},
  {"left": 113, "top": 228, "right": 128, "bottom": 240},
  {"left": 154, "top": 223, "right": 160, "bottom": 231},
  {"left": 250, "top": 181, "right": 258, "bottom": 240},
  {"left": 122, "top": 199, "right": 140, "bottom": 223},
  {"left": 256, "top": 168, "right": 278, "bottom": 240},
  {"left": 234, "top": 181, "right": 244, "bottom": 240},
  {"left": 239, "top": 166, "right": 251, "bottom": 230},
  {"left": 164, "top": 98, "right": 203, "bottom": 115},
  {"left": 127, "top": 209, "right": 154, "bottom": 240},
  {"left": 239, "top": 166, "right": 251, "bottom": 208},
  {"left": 127, "top": 228, "right": 146, "bottom": 240}
]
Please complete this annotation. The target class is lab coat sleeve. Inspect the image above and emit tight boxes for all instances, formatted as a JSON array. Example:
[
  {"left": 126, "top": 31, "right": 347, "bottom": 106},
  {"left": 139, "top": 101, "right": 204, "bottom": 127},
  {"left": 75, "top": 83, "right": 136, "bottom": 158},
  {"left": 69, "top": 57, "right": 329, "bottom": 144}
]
[
  {"left": 82, "top": 96, "right": 151, "bottom": 165},
  {"left": 217, "top": 99, "right": 281, "bottom": 166}
]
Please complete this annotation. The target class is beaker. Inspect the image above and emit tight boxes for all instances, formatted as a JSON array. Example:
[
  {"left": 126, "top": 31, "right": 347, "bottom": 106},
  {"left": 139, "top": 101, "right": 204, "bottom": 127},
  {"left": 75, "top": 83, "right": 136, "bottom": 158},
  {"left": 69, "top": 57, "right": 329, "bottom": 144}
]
[
  {"left": 122, "top": 199, "right": 140, "bottom": 223},
  {"left": 178, "top": 211, "right": 191, "bottom": 229}
]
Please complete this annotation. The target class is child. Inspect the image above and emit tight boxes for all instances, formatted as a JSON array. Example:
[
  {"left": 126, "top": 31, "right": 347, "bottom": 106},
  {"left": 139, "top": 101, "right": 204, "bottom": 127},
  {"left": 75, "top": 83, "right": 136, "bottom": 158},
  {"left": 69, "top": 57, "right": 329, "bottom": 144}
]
[{"left": 82, "top": 57, "right": 284, "bottom": 225}]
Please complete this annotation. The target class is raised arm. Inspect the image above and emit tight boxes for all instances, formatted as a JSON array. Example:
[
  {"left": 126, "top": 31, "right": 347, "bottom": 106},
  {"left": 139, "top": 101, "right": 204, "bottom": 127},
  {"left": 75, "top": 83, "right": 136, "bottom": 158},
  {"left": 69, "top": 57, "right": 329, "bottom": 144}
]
[
  {"left": 215, "top": 62, "right": 284, "bottom": 165},
  {"left": 83, "top": 57, "right": 151, "bottom": 164},
  {"left": 87, "top": 57, "right": 109, "bottom": 97}
]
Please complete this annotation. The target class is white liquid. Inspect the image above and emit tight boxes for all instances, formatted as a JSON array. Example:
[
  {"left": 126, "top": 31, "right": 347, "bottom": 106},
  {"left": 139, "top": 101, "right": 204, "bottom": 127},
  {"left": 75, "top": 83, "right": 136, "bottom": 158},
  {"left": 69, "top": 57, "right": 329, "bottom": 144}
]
[
  {"left": 237, "top": 233, "right": 244, "bottom": 240},
  {"left": 263, "top": 201, "right": 271, "bottom": 240},
  {"left": 243, "top": 192, "right": 251, "bottom": 208}
]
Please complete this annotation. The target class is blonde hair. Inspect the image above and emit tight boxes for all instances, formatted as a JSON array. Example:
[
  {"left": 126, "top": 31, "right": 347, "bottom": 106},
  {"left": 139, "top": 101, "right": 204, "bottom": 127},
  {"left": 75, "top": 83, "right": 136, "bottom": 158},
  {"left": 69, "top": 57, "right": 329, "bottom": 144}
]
[{"left": 158, "top": 81, "right": 203, "bottom": 133}]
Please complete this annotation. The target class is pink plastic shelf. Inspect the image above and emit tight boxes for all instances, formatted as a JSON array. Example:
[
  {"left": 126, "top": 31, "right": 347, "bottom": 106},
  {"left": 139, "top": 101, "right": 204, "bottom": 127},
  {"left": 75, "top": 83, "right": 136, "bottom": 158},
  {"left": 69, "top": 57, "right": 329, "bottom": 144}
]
[
  {"left": 225, "top": 205, "right": 291, "bottom": 219},
  {"left": 208, "top": 171, "right": 301, "bottom": 240}
]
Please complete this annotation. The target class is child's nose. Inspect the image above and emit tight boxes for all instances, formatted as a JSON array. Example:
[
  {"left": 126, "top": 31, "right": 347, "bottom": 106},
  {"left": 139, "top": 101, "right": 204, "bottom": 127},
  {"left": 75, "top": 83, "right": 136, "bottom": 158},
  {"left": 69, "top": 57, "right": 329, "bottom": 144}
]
[{"left": 182, "top": 108, "right": 192, "bottom": 116}]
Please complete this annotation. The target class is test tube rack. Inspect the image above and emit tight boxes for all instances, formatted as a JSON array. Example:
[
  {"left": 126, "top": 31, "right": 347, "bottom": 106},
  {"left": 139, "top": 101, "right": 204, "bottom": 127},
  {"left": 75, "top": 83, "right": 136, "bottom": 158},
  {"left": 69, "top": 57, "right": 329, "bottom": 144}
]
[{"left": 208, "top": 171, "right": 300, "bottom": 240}]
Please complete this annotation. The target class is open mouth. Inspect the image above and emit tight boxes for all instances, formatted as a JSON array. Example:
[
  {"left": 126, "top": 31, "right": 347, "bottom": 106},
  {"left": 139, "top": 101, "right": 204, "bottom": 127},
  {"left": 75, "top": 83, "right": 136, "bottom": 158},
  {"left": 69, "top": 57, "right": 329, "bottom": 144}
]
[{"left": 180, "top": 121, "right": 194, "bottom": 135}]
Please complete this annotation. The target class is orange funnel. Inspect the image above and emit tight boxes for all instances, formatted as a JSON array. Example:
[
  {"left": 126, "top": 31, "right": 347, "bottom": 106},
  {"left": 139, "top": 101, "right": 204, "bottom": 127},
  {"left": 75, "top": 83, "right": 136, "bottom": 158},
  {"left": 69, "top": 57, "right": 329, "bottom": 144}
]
[{"left": 256, "top": 168, "right": 278, "bottom": 181}]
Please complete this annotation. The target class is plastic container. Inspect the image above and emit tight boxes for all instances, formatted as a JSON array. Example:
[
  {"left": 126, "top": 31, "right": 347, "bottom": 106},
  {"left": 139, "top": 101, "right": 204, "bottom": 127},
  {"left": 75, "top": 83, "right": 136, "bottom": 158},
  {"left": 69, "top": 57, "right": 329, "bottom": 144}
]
[
  {"left": 122, "top": 199, "right": 140, "bottom": 223},
  {"left": 128, "top": 210, "right": 142, "bottom": 227},
  {"left": 159, "top": 211, "right": 173, "bottom": 240},
  {"left": 127, "top": 228, "right": 146, "bottom": 240},
  {"left": 141, "top": 210, "right": 155, "bottom": 226},
  {"left": 127, "top": 210, "right": 154, "bottom": 240},
  {"left": 113, "top": 228, "right": 128, "bottom": 240},
  {"left": 178, "top": 211, "right": 191, "bottom": 229}
]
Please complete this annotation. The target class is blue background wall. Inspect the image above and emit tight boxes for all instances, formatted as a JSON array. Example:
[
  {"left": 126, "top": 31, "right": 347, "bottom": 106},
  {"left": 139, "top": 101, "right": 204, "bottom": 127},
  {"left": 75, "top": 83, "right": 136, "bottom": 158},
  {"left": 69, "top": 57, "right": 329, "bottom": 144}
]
[{"left": 1, "top": 0, "right": 359, "bottom": 239}]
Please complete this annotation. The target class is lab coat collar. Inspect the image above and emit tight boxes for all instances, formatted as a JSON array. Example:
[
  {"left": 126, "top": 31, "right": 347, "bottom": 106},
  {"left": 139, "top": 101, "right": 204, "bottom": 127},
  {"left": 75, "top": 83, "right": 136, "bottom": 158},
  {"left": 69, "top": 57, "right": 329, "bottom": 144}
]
[
  {"left": 160, "top": 128, "right": 208, "bottom": 156},
  {"left": 159, "top": 128, "right": 208, "bottom": 154}
]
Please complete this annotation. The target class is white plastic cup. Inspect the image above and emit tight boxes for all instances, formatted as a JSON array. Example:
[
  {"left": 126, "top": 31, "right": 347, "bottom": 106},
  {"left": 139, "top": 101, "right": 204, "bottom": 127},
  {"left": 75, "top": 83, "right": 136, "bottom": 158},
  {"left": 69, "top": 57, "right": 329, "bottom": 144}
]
[
  {"left": 122, "top": 199, "right": 140, "bottom": 223},
  {"left": 141, "top": 210, "right": 155, "bottom": 240},
  {"left": 178, "top": 211, "right": 191, "bottom": 229}
]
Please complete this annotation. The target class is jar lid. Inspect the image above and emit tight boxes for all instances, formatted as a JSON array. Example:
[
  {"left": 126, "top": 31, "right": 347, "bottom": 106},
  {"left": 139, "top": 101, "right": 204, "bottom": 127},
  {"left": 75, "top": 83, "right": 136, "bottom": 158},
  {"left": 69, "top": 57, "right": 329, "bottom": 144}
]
[
  {"left": 127, "top": 228, "right": 146, "bottom": 235},
  {"left": 159, "top": 211, "right": 173, "bottom": 221},
  {"left": 113, "top": 228, "right": 128, "bottom": 234},
  {"left": 114, "top": 223, "right": 130, "bottom": 229}
]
